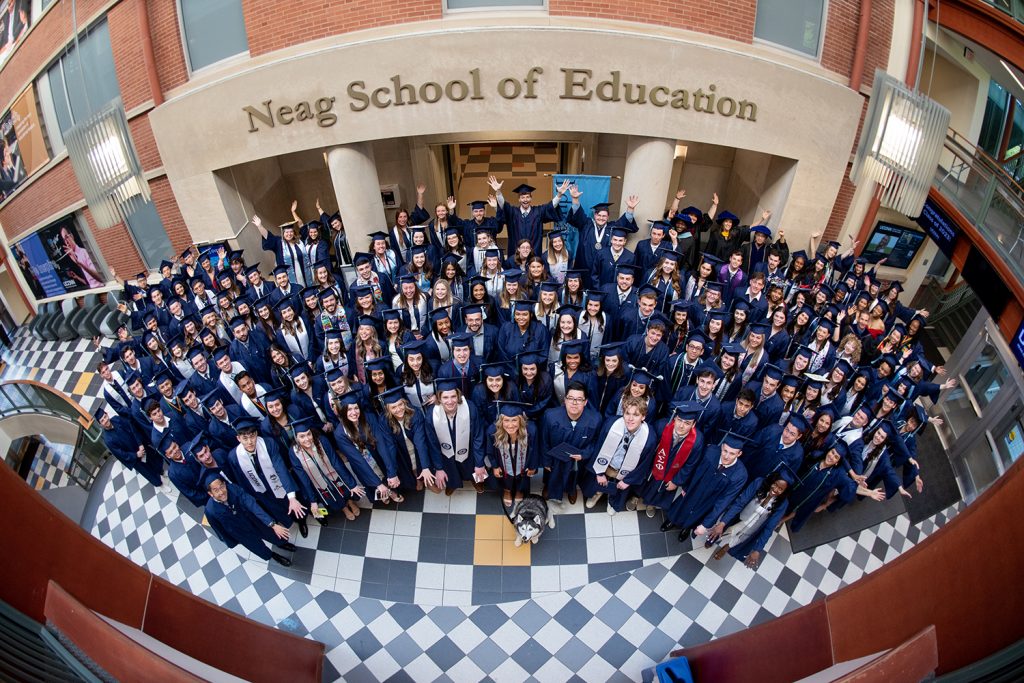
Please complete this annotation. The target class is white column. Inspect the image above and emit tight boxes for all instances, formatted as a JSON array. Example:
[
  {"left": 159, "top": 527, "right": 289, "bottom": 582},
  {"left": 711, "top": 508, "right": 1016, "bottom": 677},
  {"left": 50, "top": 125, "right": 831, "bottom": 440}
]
[
  {"left": 326, "top": 143, "right": 387, "bottom": 254},
  {"left": 620, "top": 136, "right": 676, "bottom": 247}
]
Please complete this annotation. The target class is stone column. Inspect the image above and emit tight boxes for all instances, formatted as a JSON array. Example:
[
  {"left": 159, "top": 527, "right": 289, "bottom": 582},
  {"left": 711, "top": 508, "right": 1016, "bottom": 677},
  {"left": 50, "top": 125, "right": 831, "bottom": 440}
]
[
  {"left": 326, "top": 143, "right": 387, "bottom": 254},
  {"left": 620, "top": 136, "right": 676, "bottom": 247}
]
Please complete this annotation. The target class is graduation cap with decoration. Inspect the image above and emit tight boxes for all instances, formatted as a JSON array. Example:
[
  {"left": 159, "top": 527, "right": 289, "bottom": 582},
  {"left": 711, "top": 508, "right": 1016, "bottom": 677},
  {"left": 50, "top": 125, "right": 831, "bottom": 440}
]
[{"left": 626, "top": 364, "right": 664, "bottom": 387}]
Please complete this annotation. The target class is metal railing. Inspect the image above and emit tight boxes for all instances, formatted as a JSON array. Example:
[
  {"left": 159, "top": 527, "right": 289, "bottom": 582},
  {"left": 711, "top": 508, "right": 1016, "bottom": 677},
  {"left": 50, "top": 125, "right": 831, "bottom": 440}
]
[
  {"left": 934, "top": 130, "right": 1024, "bottom": 285},
  {"left": 0, "top": 381, "right": 107, "bottom": 491}
]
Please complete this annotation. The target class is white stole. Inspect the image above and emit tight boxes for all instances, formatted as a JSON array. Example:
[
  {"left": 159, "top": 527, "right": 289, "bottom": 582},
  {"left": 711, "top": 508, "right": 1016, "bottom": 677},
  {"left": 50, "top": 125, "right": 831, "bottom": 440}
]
[
  {"left": 433, "top": 401, "right": 471, "bottom": 463},
  {"left": 235, "top": 439, "right": 287, "bottom": 498},
  {"left": 592, "top": 419, "right": 649, "bottom": 479}
]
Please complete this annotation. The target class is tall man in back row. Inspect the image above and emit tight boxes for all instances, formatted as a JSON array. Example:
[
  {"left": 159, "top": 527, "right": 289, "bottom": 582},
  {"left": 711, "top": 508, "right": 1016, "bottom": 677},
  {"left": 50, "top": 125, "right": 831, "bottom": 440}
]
[{"left": 489, "top": 175, "right": 569, "bottom": 252}]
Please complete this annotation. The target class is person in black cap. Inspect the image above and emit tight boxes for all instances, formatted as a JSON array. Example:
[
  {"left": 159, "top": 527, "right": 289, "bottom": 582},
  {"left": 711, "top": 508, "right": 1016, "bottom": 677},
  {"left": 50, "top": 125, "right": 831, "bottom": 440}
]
[
  {"left": 583, "top": 395, "right": 657, "bottom": 515},
  {"left": 228, "top": 416, "right": 308, "bottom": 536},
  {"left": 486, "top": 401, "right": 538, "bottom": 506},
  {"left": 662, "top": 431, "right": 748, "bottom": 540},
  {"left": 629, "top": 401, "right": 705, "bottom": 518},
  {"left": 204, "top": 474, "right": 295, "bottom": 566},
  {"left": 488, "top": 175, "right": 570, "bottom": 253},
  {"left": 496, "top": 299, "right": 549, "bottom": 364},
  {"left": 424, "top": 376, "right": 487, "bottom": 494},
  {"left": 458, "top": 198, "right": 504, "bottom": 250},
  {"left": 96, "top": 405, "right": 168, "bottom": 490},
  {"left": 537, "top": 380, "right": 601, "bottom": 506},
  {"left": 377, "top": 386, "right": 439, "bottom": 494},
  {"left": 253, "top": 212, "right": 309, "bottom": 289},
  {"left": 707, "top": 473, "right": 790, "bottom": 569},
  {"left": 566, "top": 186, "right": 640, "bottom": 287},
  {"left": 287, "top": 417, "right": 365, "bottom": 522}
]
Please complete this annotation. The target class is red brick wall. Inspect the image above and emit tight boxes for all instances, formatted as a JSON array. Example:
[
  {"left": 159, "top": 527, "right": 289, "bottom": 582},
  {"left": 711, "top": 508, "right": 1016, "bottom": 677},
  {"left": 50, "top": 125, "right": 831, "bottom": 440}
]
[
  {"left": 240, "top": 0, "right": 442, "bottom": 57},
  {"left": 107, "top": 1, "right": 151, "bottom": 111},
  {"left": 148, "top": 0, "right": 189, "bottom": 94},
  {"left": 821, "top": 0, "right": 895, "bottom": 91},
  {"left": 549, "top": 0, "right": 756, "bottom": 42}
]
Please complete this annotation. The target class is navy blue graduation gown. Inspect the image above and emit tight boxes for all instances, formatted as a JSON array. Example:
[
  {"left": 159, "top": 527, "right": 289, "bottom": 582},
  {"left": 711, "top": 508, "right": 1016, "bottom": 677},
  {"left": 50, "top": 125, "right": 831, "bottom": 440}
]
[
  {"left": 721, "top": 480, "right": 789, "bottom": 561},
  {"left": 666, "top": 446, "right": 747, "bottom": 529},
  {"left": 788, "top": 463, "right": 856, "bottom": 532},
  {"left": 378, "top": 410, "right": 437, "bottom": 491},
  {"left": 423, "top": 401, "right": 486, "bottom": 488},
  {"left": 287, "top": 435, "right": 359, "bottom": 510},
  {"left": 167, "top": 455, "right": 206, "bottom": 506},
  {"left": 205, "top": 483, "right": 285, "bottom": 560},
  {"left": 631, "top": 424, "right": 704, "bottom": 510},
  {"left": 485, "top": 422, "right": 538, "bottom": 495},
  {"left": 500, "top": 200, "right": 561, "bottom": 252},
  {"left": 225, "top": 437, "right": 298, "bottom": 526},
  {"left": 745, "top": 425, "right": 804, "bottom": 483},
  {"left": 496, "top": 320, "right": 549, "bottom": 363},
  {"left": 331, "top": 414, "right": 398, "bottom": 489},
  {"left": 537, "top": 405, "right": 602, "bottom": 502}
]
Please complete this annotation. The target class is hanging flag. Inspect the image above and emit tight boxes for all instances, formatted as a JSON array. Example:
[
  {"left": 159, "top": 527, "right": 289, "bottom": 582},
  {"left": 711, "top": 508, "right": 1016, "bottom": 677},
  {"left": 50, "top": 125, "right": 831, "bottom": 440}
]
[{"left": 552, "top": 174, "right": 612, "bottom": 260}]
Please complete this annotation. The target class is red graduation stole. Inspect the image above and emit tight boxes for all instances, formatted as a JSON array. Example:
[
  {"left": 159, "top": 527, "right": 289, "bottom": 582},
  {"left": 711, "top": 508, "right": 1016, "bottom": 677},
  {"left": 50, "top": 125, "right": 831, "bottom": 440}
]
[{"left": 652, "top": 422, "right": 697, "bottom": 482}]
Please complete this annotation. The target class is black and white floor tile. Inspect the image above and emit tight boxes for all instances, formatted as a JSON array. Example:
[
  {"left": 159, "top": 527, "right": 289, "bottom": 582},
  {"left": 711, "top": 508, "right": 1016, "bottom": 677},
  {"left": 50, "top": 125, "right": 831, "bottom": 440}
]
[{"left": 6, "top": 327, "right": 965, "bottom": 681}]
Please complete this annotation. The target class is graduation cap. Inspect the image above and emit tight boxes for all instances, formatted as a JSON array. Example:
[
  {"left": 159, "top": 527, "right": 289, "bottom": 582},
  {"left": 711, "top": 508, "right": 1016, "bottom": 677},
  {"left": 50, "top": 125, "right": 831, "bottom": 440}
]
[
  {"left": 402, "top": 339, "right": 428, "bottom": 357},
  {"left": 443, "top": 226, "right": 461, "bottom": 239},
  {"left": 92, "top": 404, "right": 111, "bottom": 421},
  {"left": 815, "top": 318, "right": 836, "bottom": 333},
  {"left": 467, "top": 200, "right": 488, "bottom": 211},
  {"left": 263, "top": 387, "right": 289, "bottom": 405},
  {"left": 377, "top": 386, "right": 408, "bottom": 406},
  {"left": 720, "top": 432, "right": 749, "bottom": 450},
  {"left": 591, "top": 202, "right": 613, "bottom": 213},
  {"left": 186, "top": 346, "right": 207, "bottom": 361},
  {"left": 538, "top": 281, "right": 561, "bottom": 294},
  {"left": 671, "top": 401, "right": 704, "bottom": 421},
  {"left": 556, "top": 303, "right": 583, "bottom": 318},
  {"left": 704, "top": 281, "right": 725, "bottom": 295},
  {"left": 358, "top": 315, "right": 381, "bottom": 328},
  {"left": 291, "top": 416, "right": 319, "bottom": 434},
  {"left": 153, "top": 369, "right": 175, "bottom": 387},
  {"left": 559, "top": 339, "right": 588, "bottom": 357},
  {"left": 365, "top": 357, "right": 392, "bottom": 373},
  {"left": 716, "top": 211, "right": 740, "bottom": 224},
  {"left": 353, "top": 252, "right": 372, "bottom": 266},
  {"left": 787, "top": 413, "right": 810, "bottom": 433},
  {"left": 449, "top": 332, "right": 473, "bottom": 349},
  {"left": 750, "top": 225, "right": 772, "bottom": 238},
  {"left": 227, "top": 250, "right": 245, "bottom": 263},
  {"left": 628, "top": 367, "right": 658, "bottom": 387},
  {"left": 512, "top": 184, "right": 536, "bottom": 194},
  {"left": 252, "top": 296, "right": 271, "bottom": 313},
  {"left": 351, "top": 284, "right": 375, "bottom": 300},
  {"left": 700, "top": 252, "right": 724, "bottom": 267},
  {"left": 614, "top": 263, "right": 640, "bottom": 279},
  {"left": 382, "top": 308, "right": 406, "bottom": 323},
  {"left": 720, "top": 342, "right": 744, "bottom": 357},
  {"left": 780, "top": 374, "right": 801, "bottom": 389},
  {"left": 434, "top": 377, "right": 464, "bottom": 393},
  {"left": 510, "top": 299, "right": 536, "bottom": 314},
  {"left": 827, "top": 240, "right": 842, "bottom": 249},
  {"left": 564, "top": 270, "right": 586, "bottom": 281},
  {"left": 762, "top": 364, "right": 784, "bottom": 382},
  {"left": 483, "top": 248, "right": 502, "bottom": 259},
  {"left": 159, "top": 259, "right": 174, "bottom": 272},
  {"left": 830, "top": 439, "right": 850, "bottom": 458},
  {"left": 480, "top": 362, "right": 512, "bottom": 380},
  {"left": 516, "top": 351, "right": 545, "bottom": 367},
  {"left": 609, "top": 226, "right": 631, "bottom": 239},
  {"left": 460, "top": 304, "right": 485, "bottom": 319},
  {"left": 324, "top": 368, "right": 346, "bottom": 383},
  {"left": 244, "top": 264, "right": 263, "bottom": 277},
  {"left": 695, "top": 361, "right": 724, "bottom": 380},
  {"left": 174, "top": 379, "right": 195, "bottom": 399},
  {"left": 274, "top": 298, "right": 297, "bottom": 314},
  {"left": 288, "top": 364, "right": 312, "bottom": 379},
  {"left": 334, "top": 390, "right": 362, "bottom": 407},
  {"left": 880, "top": 385, "right": 907, "bottom": 406},
  {"left": 228, "top": 315, "right": 249, "bottom": 330},
  {"left": 583, "top": 289, "right": 606, "bottom": 304},
  {"left": 501, "top": 267, "right": 523, "bottom": 279},
  {"left": 368, "top": 231, "right": 389, "bottom": 243},
  {"left": 832, "top": 359, "right": 853, "bottom": 378},
  {"left": 793, "top": 344, "right": 814, "bottom": 361},
  {"left": 598, "top": 342, "right": 626, "bottom": 358},
  {"left": 705, "top": 308, "right": 728, "bottom": 323},
  {"left": 232, "top": 416, "right": 261, "bottom": 434},
  {"left": 686, "top": 330, "right": 709, "bottom": 347},
  {"left": 790, "top": 250, "right": 808, "bottom": 262},
  {"left": 680, "top": 205, "right": 703, "bottom": 218},
  {"left": 636, "top": 283, "right": 660, "bottom": 300},
  {"left": 660, "top": 249, "right": 681, "bottom": 263},
  {"left": 123, "top": 370, "right": 144, "bottom": 387},
  {"left": 647, "top": 219, "right": 672, "bottom": 232},
  {"left": 495, "top": 400, "right": 530, "bottom": 418}
]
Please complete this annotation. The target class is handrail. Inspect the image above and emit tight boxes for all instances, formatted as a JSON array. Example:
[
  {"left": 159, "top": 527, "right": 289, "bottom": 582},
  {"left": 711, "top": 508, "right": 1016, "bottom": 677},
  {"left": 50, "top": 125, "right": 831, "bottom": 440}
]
[
  {"left": 948, "top": 128, "right": 1024, "bottom": 200},
  {"left": 0, "top": 380, "right": 106, "bottom": 490}
]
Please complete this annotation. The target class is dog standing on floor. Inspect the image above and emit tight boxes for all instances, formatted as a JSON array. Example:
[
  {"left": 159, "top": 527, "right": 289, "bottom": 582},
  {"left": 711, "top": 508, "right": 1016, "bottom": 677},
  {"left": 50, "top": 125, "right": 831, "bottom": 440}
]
[{"left": 511, "top": 494, "right": 555, "bottom": 546}]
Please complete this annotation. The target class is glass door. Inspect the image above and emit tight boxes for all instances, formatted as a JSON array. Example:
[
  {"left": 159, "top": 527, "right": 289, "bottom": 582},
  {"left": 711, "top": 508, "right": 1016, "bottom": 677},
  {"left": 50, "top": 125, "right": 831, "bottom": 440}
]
[{"left": 937, "top": 312, "right": 1024, "bottom": 502}]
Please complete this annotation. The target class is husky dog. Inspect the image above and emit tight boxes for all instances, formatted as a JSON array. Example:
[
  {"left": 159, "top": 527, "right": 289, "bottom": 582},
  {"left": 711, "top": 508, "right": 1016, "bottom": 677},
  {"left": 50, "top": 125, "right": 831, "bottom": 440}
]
[{"left": 511, "top": 495, "right": 555, "bottom": 546}]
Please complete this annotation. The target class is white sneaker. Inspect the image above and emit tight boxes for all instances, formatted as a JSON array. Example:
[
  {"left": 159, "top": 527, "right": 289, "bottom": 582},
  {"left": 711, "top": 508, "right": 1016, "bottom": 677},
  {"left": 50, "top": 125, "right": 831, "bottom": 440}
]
[
  {"left": 607, "top": 506, "right": 616, "bottom": 516},
  {"left": 646, "top": 507, "right": 657, "bottom": 518},
  {"left": 585, "top": 494, "right": 602, "bottom": 509}
]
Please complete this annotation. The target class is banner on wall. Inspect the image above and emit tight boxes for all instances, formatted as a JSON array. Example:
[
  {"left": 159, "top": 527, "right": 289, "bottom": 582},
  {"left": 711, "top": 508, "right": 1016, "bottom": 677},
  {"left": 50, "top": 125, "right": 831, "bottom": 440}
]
[
  {"left": 0, "top": 0, "right": 30, "bottom": 69},
  {"left": 12, "top": 215, "right": 105, "bottom": 300},
  {"left": 0, "top": 83, "right": 49, "bottom": 202},
  {"left": 552, "top": 174, "right": 612, "bottom": 260}
]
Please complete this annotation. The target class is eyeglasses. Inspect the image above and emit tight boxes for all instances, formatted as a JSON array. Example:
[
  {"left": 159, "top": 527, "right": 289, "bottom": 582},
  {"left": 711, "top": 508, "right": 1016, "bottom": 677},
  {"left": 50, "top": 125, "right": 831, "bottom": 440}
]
[{"left": 565, "top": 397, "right": 586, "bottom": 403}]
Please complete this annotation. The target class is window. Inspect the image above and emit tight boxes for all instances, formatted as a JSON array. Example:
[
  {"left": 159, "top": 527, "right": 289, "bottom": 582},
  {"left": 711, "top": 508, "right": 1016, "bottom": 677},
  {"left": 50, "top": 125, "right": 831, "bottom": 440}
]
[
  {"left": 178, "top": 0, "right": 248, "bottom": 72},
  {"left": 123, "top": 197, "right": 173, "bottom": 270},
  {"left": 40, "top": 20, "right": 119, "bottom": 136},
  {"left": 446, "top": 0, "right": 544, "bottom": 9},
  {"left": 754, "top": 0, "right": 826, "bottom": 58}
]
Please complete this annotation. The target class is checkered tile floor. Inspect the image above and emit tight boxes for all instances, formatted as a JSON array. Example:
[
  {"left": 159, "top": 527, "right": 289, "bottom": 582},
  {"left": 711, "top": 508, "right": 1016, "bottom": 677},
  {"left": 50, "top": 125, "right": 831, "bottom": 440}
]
[
  {"left": 4, "top": 327, "right": 966, "bottom": 681},
  {"left": 25, "top": 437, "right": 75, "bottom": 490},
  {"left": 458, "top": 143, "right": 560, "bottom": 179}
]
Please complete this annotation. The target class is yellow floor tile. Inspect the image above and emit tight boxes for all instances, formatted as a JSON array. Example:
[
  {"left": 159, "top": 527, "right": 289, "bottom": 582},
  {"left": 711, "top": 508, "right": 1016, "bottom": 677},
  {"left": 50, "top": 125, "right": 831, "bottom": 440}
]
[
  {"left": 501, "top": 517, "right": 519, "bottom": 542},
  {"left": 474, "top": 514, "right": 505, "bottom": 540},
  {"left": 72, "top": 371, "right": 95, "bottom": 396},
  {"left": 34, "top": 478, "right": 44, "bottom": 491},
  {"left": 28, "top": 367, "right": 38, "bottom": 380},
  {"left": 473, "top": 539, "right": 504, "bottom": 565},
  {"left": 501, "top": 539, "right": 531, "bottom": 566}
]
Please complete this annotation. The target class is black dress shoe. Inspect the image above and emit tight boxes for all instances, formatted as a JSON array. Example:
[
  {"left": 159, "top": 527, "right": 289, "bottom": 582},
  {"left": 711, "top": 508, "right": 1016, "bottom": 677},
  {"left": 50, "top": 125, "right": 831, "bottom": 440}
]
[
  {"left": 660, "top": 521, "right": 675, "bottom": 532},
  {"left": 317, "top": 515, "right": 329, "bottom": 527},
  {"left": 677, "top": 529, "right": 692, "bottom": 543},
  {"left": 271, "top": 553, "right": 292, "bottom": 567},
  {"left": 279, "top": 542, "right": 297, "bottom": 552},
  {"left": 567, "top": 491, "right": 578, "bottom": 505},
  {"left": 298, "top": 518, "right": 308, "bottom": 538}
]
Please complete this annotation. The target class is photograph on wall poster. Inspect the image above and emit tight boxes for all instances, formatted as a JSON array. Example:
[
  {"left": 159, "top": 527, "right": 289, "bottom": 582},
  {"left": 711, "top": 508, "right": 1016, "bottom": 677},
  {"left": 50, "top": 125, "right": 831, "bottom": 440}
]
[
  {"left": 13, "top": 215, "right": 105, "bottom": 299},
  {"left": 0, "top": 0, "right": 30, "bottom": 68}
]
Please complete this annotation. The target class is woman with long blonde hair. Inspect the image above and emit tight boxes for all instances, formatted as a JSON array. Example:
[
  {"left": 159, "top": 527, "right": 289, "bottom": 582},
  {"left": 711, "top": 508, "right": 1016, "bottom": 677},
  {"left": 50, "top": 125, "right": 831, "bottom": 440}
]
[
  {"left": 485, "top": 403, "right": 537, "bottom": 506},
  {"left": 352, "top": 316, "right": 383, "bottom": 383}
]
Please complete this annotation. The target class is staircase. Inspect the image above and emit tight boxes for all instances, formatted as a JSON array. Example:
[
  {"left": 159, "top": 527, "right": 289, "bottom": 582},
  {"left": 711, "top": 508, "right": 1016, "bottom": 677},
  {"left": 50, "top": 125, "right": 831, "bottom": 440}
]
[
  {"left": 912, "top": 278, "right": 983, "bottom": 352},
  {"left": 0, "top": 600, "right": 97, "bottom": 682}
]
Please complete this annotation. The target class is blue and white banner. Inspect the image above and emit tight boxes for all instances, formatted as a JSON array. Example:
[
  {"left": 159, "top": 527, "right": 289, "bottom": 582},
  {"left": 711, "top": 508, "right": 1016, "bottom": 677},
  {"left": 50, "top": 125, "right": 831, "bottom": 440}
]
[{"left": 552, "top": 174, "right": 612, "bottom": 259}]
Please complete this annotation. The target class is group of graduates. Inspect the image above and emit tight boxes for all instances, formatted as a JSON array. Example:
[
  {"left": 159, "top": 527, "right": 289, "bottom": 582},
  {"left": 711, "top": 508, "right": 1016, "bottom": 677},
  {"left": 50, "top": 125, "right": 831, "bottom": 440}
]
[{"left": 93, "top": 179, "right": 954, "bottom": 570}]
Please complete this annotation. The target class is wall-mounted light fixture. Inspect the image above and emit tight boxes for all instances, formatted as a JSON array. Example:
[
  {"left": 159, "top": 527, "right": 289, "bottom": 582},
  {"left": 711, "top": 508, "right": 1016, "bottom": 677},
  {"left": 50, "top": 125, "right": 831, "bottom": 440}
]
[
  {"left": 850, "top": 69, "right": 950, "bottom": 216},
  {"left": 64, "top": 98, "right": 151, "bottom": 229}
]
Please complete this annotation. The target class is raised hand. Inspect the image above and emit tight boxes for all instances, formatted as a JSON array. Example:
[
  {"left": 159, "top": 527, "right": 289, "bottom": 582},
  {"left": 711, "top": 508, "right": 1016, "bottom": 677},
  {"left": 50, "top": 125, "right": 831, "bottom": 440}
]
[
  {"left": 712, "top": 192, "right": 719, "bottom": 205},
  {"left": 290, "top": 199, "right": 298, "bottom": 213},
  {"left": 316, "top": 198, "right": 323, "bottom": 214},
  {"left": 487, "top": 194, "right": 497, "bottom": 208},
  {"left": 487, "top": 175, "right": 503, "bottom": 191},
  {"left": 557, "top": 179, "right": 571, "bottom": 195},
  {"left": 811, "top": 231, "right": 822, "bottom": 239},
  {"left": 676, "top": 188, "right": 686, "bottom": 200},
  {"left": 447, "top": 196, "right": 457, "bottom": 211},
  {"left": 626, "top": 194, "right": 640, "bottom": 211},
  {"left": 761, "top": 209, "right": 772, "bottom": 222},
  {"left": 569, "top": 184, "right": 582, "bottom": 200},
  {"left": 251, "top": 214, "right": 263, "bottom": 229},
  {"left": 778, "top": 229, "right": 785, "bottom": 240},
  {"left": 416, "top": 183, "right": 426, "bottom": 195}
]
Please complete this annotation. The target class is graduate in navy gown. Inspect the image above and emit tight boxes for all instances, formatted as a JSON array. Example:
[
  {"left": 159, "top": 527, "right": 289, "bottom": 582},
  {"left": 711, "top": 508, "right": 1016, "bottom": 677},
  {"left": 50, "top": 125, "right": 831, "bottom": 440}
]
[
  {"left": 707, "top": 474, "right": 790, "bottom": 569},
  {"left": 783, "top": 441, "right": 882, "bottom": 533},
  {"left": 581, "top": 395, "right": 657, "bottom": 514},
  {"left": 491, "top": 177, "right": 568, "bottom": 252},
  {"left": 743, "top": 413, "right": 809, "bottom": 483},
  {"left": 287, "top": 418, "right": 365, "bottom": 523},
  {"left": 628, "top": 401, "right": 705, "bottom": 518},
  {"left": 96, "top": 405, "right": 165, "bottom": 489},
  {"left": 204, "top": 475, "right": 295, "bottom": 566},
  {"left": 485, "top": 401, "right": 539, "bottom": 504},
  {"left": 662, "top": 432, "right": 748, "bottom": 541},
  {"left": 424, "top": 377, "right": 487, "bottom": 493},
  {"left": 375, "top": 386, "right": 439, "bottom": 495},
  {"left": 155, "top": 430, "right": 206, "bottom": 507},
  {"left": 538, "top": 379, "right": 602, "bottom": 505}
]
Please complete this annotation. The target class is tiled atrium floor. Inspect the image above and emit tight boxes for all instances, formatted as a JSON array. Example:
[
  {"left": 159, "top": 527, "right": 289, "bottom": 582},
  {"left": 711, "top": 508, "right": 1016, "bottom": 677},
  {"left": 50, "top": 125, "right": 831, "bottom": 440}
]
[{"left": 3, "top": 329, "right": 961, "bottom": 681}]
